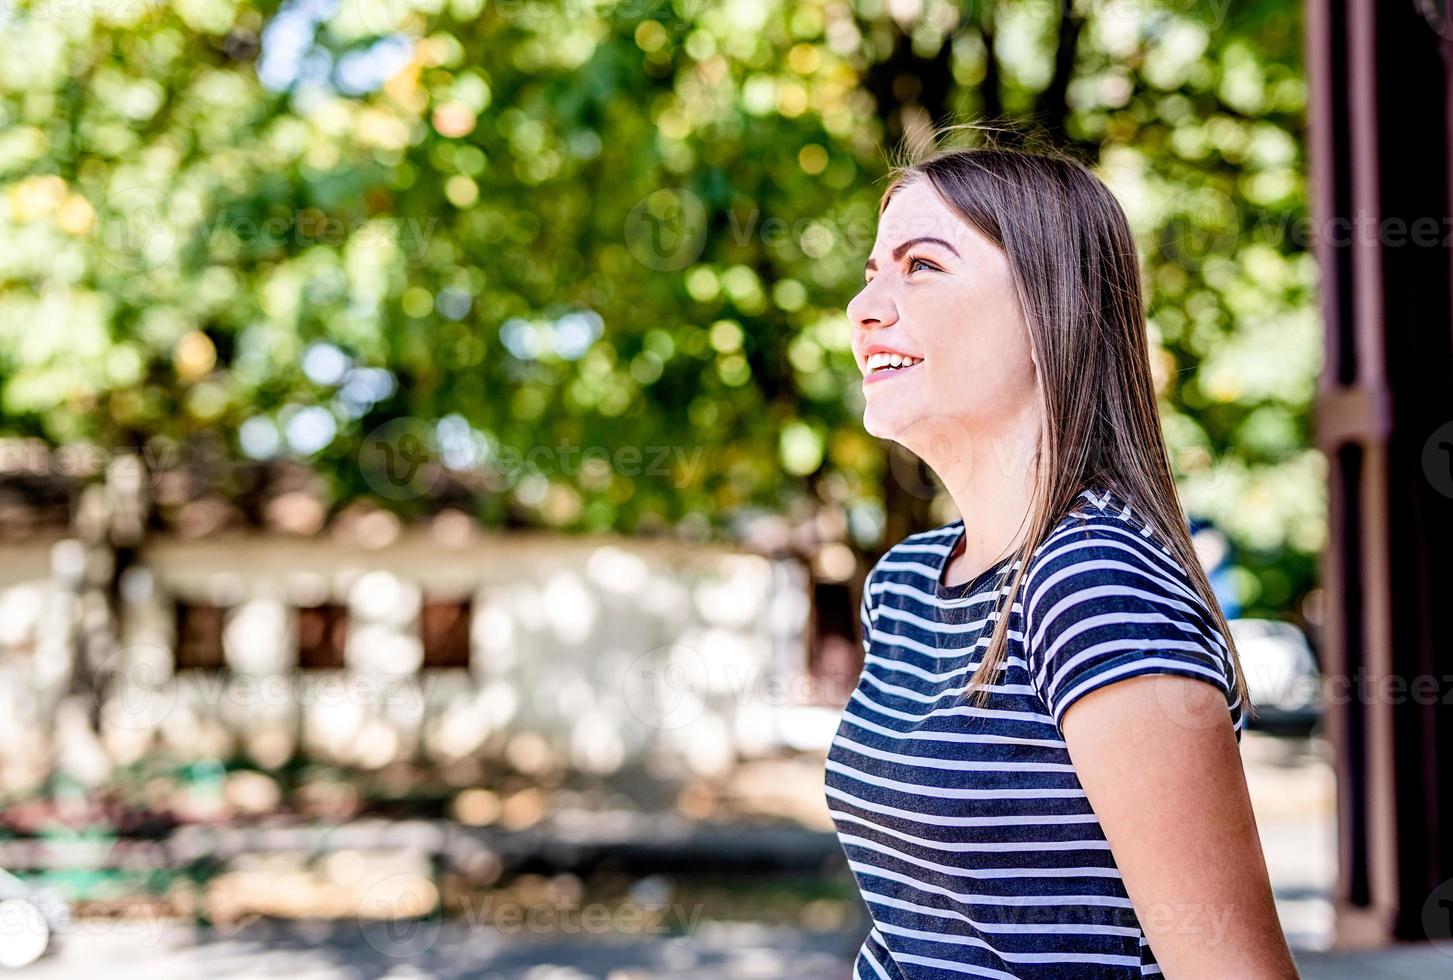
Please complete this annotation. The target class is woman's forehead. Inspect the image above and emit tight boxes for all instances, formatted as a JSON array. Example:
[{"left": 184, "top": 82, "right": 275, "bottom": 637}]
[{"left": 874, "top": 183, "right": 985, "bottom": 257}]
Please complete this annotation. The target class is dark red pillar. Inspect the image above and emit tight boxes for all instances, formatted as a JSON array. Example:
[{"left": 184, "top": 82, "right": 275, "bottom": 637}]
[{"left": 1306, "top": 0, "right": 1453, "bottom": 947}]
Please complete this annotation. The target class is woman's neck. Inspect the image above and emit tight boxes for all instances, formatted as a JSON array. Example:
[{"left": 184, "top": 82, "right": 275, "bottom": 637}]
[{"left": 906, "top": 405, "right": 1041, "bottom": 587}]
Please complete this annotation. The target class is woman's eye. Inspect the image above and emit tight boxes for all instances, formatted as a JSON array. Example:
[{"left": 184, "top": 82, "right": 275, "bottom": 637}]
[{"left": 864, "top": 257, "right": 934, "bottom": 284}]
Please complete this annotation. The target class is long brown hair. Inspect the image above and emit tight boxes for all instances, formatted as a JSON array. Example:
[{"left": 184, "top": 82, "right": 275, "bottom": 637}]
[{"left": 876, "top": 135, "right": 1250, "bottom": 712}]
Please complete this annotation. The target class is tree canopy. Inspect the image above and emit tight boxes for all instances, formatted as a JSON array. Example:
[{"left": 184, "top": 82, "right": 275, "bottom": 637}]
[{"left": 0, "top": 0, "right": 1321, "bottom": 618}]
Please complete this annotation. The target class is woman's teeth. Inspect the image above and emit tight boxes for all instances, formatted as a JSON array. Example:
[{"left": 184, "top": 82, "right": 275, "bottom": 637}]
[{"left": 865, "top": 351, "right": 923, "bottom": 373}]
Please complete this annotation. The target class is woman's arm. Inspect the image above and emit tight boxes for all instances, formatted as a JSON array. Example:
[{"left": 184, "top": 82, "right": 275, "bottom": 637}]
[{"left": 1061, "top": 673, "right": 1300, "bottom": 979}]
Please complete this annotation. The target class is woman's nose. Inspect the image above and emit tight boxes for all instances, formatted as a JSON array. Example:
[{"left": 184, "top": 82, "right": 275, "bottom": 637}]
[{"left": 848, "top": 281, "right": 898, "bottom": 332}]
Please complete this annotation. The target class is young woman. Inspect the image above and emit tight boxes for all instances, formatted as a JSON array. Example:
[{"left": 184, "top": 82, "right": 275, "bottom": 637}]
[{"left": 827, "top": 145, "right": 1300, "bottom": 979}]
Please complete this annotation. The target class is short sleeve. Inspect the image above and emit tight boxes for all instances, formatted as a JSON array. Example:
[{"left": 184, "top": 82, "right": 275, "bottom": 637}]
[{"left": 1022, "top": 527, "right": 1236, "bottom": 732}]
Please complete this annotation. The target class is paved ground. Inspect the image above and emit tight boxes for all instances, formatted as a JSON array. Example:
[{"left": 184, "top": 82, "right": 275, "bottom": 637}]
[
  {"left": 1240, "top": 731, "right": 1339, "bottom": 950},
  {"left": 20, "top": 919, "right": 856, "bottom": 979},
  {"left": 1293, "top": 944, "right": 1453, "bottom": 979},
  {"left": 16, "top": 919, "right": 1453, "bottom": 978},
  {"left": 8, "top": 731, "right": 1426, "bottom": 977}
]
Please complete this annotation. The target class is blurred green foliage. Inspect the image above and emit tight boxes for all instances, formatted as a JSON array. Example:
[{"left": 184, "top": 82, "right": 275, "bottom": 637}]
[{"left": 0, "top": 0, "right": 1320, "bottom": 616}]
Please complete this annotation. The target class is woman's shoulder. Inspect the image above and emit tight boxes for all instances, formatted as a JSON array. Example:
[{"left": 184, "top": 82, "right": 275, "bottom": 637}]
[
  {"left": 1031, "top": 485, "right": 1184, "bottom": 572},
  {"left": 1020, "top": 485, "right": 1240, "bottom": 730},
  {"left": 1022, "top": 485, "right": 1215, "bottom": 634}
]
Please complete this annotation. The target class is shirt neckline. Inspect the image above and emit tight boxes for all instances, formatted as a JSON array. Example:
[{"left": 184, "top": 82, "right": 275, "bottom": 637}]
[{"left": 934, "top": 521, "right": 1016, "bottom": 602}]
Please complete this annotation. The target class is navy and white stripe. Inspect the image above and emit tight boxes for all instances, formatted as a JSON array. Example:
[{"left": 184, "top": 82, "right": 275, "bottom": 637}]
[{"left": 826, "top": 485, "right": 1243, "bottom": 979}]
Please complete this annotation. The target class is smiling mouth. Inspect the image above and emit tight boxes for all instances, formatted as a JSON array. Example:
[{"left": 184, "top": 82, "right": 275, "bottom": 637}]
[{"left": 863, "top": 351, "right": 924, "bottom": 381}]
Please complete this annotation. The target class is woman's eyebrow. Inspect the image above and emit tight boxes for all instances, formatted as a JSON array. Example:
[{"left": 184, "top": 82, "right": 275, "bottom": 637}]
[{"left": 864, "top": 236, "right": 961, "bottom": 272}]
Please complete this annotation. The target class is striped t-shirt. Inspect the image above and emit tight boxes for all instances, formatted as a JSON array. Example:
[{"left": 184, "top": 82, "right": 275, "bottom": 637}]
[{"left": 825, "top": 486, "right": 1243, "bottom": 979}]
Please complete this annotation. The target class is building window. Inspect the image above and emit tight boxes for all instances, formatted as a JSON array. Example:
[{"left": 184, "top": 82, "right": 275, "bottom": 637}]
[
  {"left": 174, "top": 601, "right": 227, "bottom": 670},
  {"left": 297, "top": 603, "right": 348, "bottom": 670},
  {"left": 421, "top": 598, "right": 472, "bottom": 669}
]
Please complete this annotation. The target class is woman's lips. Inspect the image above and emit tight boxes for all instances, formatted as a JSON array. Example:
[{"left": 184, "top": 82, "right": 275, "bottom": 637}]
[{"left": 863, "top": 359, "right": 924, "bottom": 385}]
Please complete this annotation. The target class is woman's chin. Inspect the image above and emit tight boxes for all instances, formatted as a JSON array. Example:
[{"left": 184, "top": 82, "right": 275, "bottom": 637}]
[{"left": 862, "top": 404, "right": 913, "bottom": 442}]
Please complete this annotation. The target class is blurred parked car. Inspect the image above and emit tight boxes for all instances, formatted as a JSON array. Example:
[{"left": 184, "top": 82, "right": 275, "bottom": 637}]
[
  {"left": 0, "top": 870, "right": 69, "bottom": 969},
  {"left": 1228, "top": 618, "right": 1324, "bottom": 735}
]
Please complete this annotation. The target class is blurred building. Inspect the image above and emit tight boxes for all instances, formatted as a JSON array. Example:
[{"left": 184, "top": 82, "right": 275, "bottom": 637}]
[{"left": 0, "top": 448, "right": 838, "bottom": 808}]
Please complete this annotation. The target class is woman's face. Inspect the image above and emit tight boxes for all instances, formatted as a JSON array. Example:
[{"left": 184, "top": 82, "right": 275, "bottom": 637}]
[{"left": 847, "top": 177, "right": 1039, "bottom": 454}]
